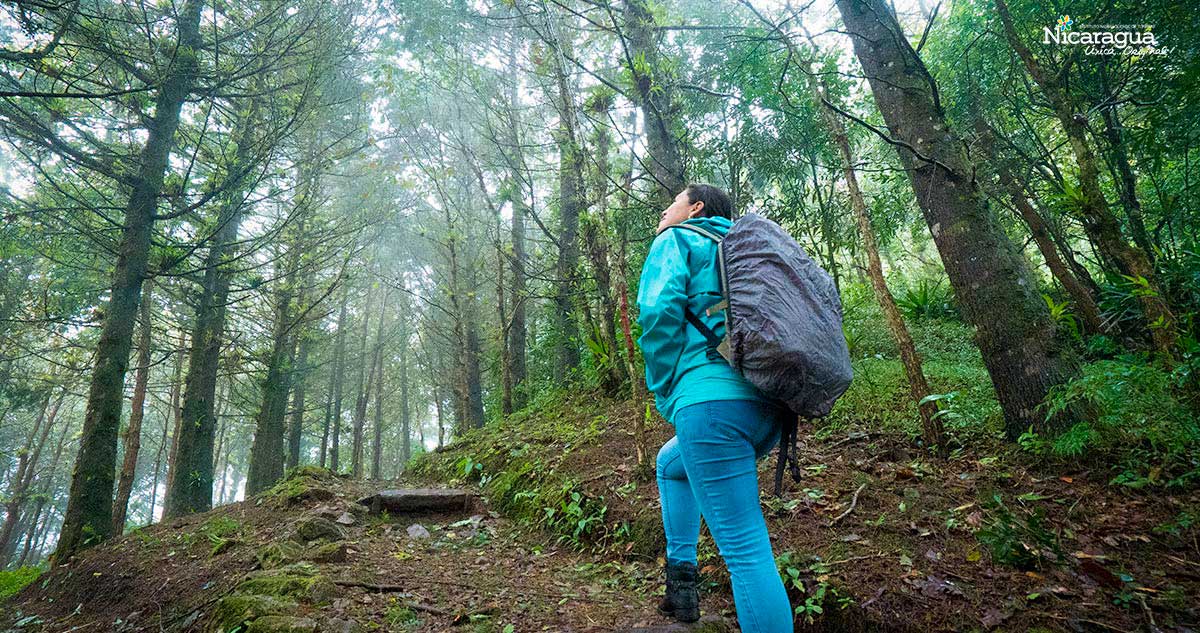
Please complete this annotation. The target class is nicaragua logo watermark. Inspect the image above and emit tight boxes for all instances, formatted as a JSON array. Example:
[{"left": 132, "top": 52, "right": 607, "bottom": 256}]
[{"left": 1042, "top": 14, "right": 1168, "bottom": 56}]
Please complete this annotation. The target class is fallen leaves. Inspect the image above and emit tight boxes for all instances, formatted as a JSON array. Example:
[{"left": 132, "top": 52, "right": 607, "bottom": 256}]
[{"left": 1079, "top": 559, "right": 1122, "bottom": 589}]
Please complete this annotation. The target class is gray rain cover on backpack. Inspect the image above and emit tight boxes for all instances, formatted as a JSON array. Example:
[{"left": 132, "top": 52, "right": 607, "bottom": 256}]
[{"left": 679, "top": 213, "right": 853, "bottom": 418}]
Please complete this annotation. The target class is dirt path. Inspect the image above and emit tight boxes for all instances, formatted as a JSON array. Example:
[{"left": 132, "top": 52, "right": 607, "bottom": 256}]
[
  {"left": 0, "top": 469, "right": 735, "bottom": 633},
  {"left": 315, "top": 505, "right": 733, "bottom": 631}
]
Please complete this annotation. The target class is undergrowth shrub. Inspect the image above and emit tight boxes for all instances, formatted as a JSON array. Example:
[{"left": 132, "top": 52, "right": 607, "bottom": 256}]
[
  {"left": 0, "top": 566, "right": 42, "bottom": 600},
  {"left": 895, "top": 278, "right": 958, "bottom": 321},
  {"left": 1025, "top": 356, "right": 1200, "bottom": 487},
  {"left": 826, "top": 357, "right": 1002, "bottom": 440}
]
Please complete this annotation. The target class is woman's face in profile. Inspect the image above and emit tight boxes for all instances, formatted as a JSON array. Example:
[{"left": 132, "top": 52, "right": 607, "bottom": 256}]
[{"left": 657, "top": 189, "right": 702, "bottom": 233}]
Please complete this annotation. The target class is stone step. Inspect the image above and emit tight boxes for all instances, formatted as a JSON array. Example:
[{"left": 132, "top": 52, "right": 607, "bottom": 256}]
[{"left": 356, "top": 488, "right": 474, "bottom": 514}]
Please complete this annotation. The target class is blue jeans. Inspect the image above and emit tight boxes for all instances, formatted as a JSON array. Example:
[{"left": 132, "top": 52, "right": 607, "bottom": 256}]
[{"left": 656, "top": 399, "right": 793, "bottom": 633}]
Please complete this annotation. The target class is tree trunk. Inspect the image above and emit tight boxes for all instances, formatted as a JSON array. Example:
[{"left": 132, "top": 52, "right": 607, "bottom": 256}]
[
  {"left": 167, "top": 99, "right": 258, "bottom": 517},
  {"left": 508, "top": 186, "right": 529, "bottom": 410},
  {"left": 582, "top": 93, "right": 626, "bottom": 393},
  {"left": 369, "top": 295, "right": 388, "bottom": 480},
  {"left": 809, "top": 69, "right": 942, "bottom": 453},
  {"left": 1099, "top": 101, "right": 1154, "bottom": 265},
  {"left": 502, "top": 28, "right": 529, "bottom": 410},
  {"left": 971, "top": 119, "right": 1105, "bottom": 336},
  {"left": 399, "top": 316, "right": 412, "bottom": 468},
  {"left": 613, "top": 112, "right": 649, "bottom": 467},
  {"left": 351, "top": 288, "right": 374, "bottom": 479},
  {"left": 286, "top": 331, "right": 311, "bottom": 472},
  {"left": 162, "top": 332, "right": 186, "bottom": 506},
  {"left": 245, "top": 236, "right": 303, "bottom": 495},
  {"left": 494, "top": 208, "right": 513, "bottom": 418},
  {"left": 210, "top": 403, "right": 227, "bottom": 503},
  {"left": 18, "top": 404, "right": 73, "bottom": 566},
  {"left": 809, "top": 160, "right": 842, "bottom": 294},
  {"left": 215, "top": 425, "right": 232, "bottom": 505},
  {"left": 148, "top": 410, "right": 168, "bottom": 523},
  {"left": 1, "top": 390, "right": 58, "bottom": 566},
  {"left": 329, "top": 287, "right": 350, "bottom": 472},
  {"left": 465, "top": 318, "right": 485, "bottom": 429},
  {"left": 622, "top": 0, "right": 686, "bottom": 208},
  {"left": 112, "top": 278, "right": 154, "bottom": 534},
  {"left": 435, "top": 386, "right": 445, "bottom": 449},
  {"left": 54, "top": 0, "right": 204, "bottom": 563},
  {"left": 547, "top": 10, "right": 583, "bottom": 377},
  {"left": 835, "top": 0, "right": 1084, "bottom": 440},
  {"left": 995, "top": 0, "right": 1175, "bottom": 353}
]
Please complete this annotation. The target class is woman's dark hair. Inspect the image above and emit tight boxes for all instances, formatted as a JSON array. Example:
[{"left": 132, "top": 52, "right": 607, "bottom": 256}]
[{"left": 685, "top": 183, "right": 733, "bottom": 219}]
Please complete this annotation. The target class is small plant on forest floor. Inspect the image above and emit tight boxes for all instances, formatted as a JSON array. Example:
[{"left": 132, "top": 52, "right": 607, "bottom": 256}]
[
  {"left": 385, "top": 600, "right": 422, "bottom": 629},
  {"left": 0, "top": 567, "right": 42, "bottom": 601},
  {"left": 775, "top": 552, "right": 852, "bottom": 624},
  {"left": 540, "top": 482, "right": 608, "bottom": 549},
  {"left": 455, "top": 455, "right": 485, "bottom": 483},
  {"left": 974, "top": 493, "right": 1065, "bottom": 570},
  {"left": 198, "top": 516, "right": 241, "bottom": 555}
]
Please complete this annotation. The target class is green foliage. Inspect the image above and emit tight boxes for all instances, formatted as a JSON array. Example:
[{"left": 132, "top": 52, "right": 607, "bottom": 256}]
[
  {"left": 974, "top": 494, "right": 1064, "bottom": 570},
  {"left": 408, "top": 389, "right": 656, "bottom": 554},
  {"left": 1043, "top": 294, "right": 1081, "bottom": 341},
  {"left": 200, "top": 516, "right": 243, "bottom": 556},
  {"left": 918, "top": 391, "right": 962, "bottom": 426},
  {"left": 830, "top": 282, "right": 1003, "bottom": 439},
  {"left": 455, "top": 455, "right": 485, "bottom": 482},
  {"left": 582, "top": 324, "right": 613, "bottom": 372},
  {"left": 541, "top": 482, "right": 608, "bottom": 548},
  {"left": 385, "top": 601, "right": 422, "bottom": 629},
  {"left": 0, "top": 566, "right": 42, "bottom": 601},
  {"left": 774, "top": 552, "right": 849, "bottom": 624},
  {"left": 1153, "top": 509, "right": 1196, "bottom": 536},
  {"left": 775, "top": 550, "right": 806, "bottom": 593},
  {"left": 829, "top": 357, "right": 1001, "bottom": 439},
  {"left": 895, "top": 279, "right": 957, "bottom": 321},
  {"left": 1030, "top": 357, "right": 1200, "bottom": 485}
]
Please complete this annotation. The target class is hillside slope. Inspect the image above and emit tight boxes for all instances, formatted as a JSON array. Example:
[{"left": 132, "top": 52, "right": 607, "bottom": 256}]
[
  {"left": 409, "top": 391, "right": 1200, "bottom": 632},
  {"left": 1, "top": 465, "right": 724, "bottom": 632},
  {"left": 4, "top": 391, "right": 1198, "bottom": 632}
]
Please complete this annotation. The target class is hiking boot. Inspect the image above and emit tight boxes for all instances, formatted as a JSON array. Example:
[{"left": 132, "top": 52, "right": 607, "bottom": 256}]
[{"left": 656, "top": 560, "right": 700, "bottom": 623}]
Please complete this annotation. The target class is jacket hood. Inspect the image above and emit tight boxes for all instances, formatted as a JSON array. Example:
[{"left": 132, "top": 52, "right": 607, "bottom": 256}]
[{"left": 681, "top": 215, "right": 733, "bottom": 237}]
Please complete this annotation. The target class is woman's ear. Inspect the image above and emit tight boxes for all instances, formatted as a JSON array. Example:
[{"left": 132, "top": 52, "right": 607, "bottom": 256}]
[{"left": 687, "top": 201, "right": 705, "bottom": 218}]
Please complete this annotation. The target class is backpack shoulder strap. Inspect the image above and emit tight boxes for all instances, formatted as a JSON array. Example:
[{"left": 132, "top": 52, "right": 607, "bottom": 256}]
[
  {"left": 667, "top": 222, "right": 723, "bottom": 244},
  {"left": 666, "top": 222, "right": 734, "bottom": 365}
]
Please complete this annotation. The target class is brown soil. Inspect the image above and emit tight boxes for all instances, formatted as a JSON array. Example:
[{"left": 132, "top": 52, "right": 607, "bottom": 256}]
[
  {"left": 0, "top": 469, "right": 731, "bottom": 632},
  {"left": 417, "top": 394, "right": 1200, "bottom": 632},
  {"left": 571, "top": 414, "right": 1200, "bottom": 632},
  {"left": 4, "top": 396, "right": 1198, "bottom": 633}
]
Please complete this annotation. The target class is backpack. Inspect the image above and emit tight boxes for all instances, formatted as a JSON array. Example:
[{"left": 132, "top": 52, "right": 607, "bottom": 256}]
[{"left": 669, "top": 213, "right": 853, "bottom": 496}]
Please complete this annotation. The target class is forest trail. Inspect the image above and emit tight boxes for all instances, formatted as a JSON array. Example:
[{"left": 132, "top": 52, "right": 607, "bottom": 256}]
[
  {"left": 4, "top": 393, "right": 1198, "bottom": 632},
  {"left": 0, "top": 466, "right": 737, "bottom": 632}
]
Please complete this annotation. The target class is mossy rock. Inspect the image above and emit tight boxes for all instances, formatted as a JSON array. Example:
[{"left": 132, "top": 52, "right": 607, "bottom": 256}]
[
  {"left": 244, "top": 615, "right": 318, "bottom": 633},
  {"left": 289, "top": 517, "right": 345, "bottom": 544},
  {"left": 237, "top": 564, "right": 336, "bottom": 605},
  {"left": 210, "top": 594, "right": 299, "bottom": 632},
  {"left": 264, "top": 467, "right": 339, "bottom": 505},
  {"left": 307, "top": 540, "right": 349, "bottom": 563},
  {"left": 285, "top": 465, "right": 336, "bottom": 481},
  {"left": 255, "top": 540, "right": 305, "bottom": 570}
]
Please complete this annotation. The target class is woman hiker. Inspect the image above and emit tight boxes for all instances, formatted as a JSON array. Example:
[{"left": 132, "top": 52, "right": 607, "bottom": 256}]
[{"left": 637, "top": 183, "right": 795, "bottom": 632}]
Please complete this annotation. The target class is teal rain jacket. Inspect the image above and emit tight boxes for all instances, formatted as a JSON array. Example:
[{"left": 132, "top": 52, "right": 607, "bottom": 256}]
[{"left": 636, "top": 216, "right": 770, "bottom": 424}]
